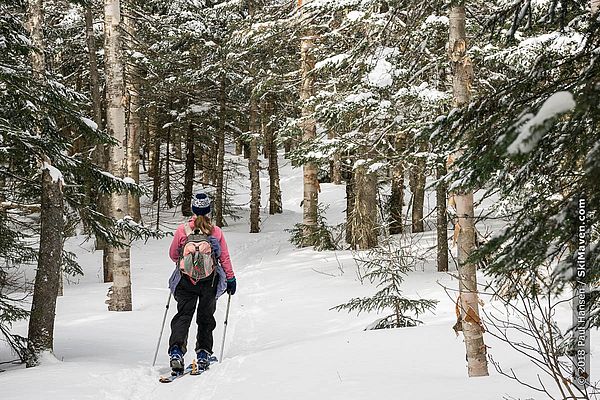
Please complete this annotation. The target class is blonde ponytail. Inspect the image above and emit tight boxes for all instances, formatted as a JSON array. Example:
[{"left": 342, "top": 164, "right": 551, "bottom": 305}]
[{"left": 194, "top": 214, "right": 213, "bottom": 236}]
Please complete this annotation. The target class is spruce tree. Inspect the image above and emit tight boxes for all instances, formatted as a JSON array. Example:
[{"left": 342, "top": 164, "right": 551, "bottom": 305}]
[{"left": 333, "top": 238, "right": 437, "bottom": 329}]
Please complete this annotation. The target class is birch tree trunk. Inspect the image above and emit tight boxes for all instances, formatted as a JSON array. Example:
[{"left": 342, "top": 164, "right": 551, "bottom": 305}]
[
  {"left": 249, "top": 98, "right": 261, "bottom": 233},
  {"left": 449, "top": 3, "right": 488, "bottom": 377},
  {"left": 299, "top": 1, "right": 318, "bottom": 245},
  {"left": 436, "top": 159, "right": 449, "bottom": 272},
  {"left": 26, "top": 0, "right": 65, "bottom": 367},
  {"left": 214, "top": 73, "right": 227, "bottom": 227},
  {"left": 182, "top": 121, "right": 195, "bottom": 217},
  {"left": 124, "top": 10, "right": 141, "bottom": 223},
  {"left": 104, "top": 0, "right": 132, "bottom": 312},
  {"left": 593, "top": 0, "right": 600, "bottom": 14}
]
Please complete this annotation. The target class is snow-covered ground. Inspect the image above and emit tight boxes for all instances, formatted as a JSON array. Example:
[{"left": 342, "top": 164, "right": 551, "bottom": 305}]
[{"left": 0, "top": 155, "right": 593, "bottom": 399}]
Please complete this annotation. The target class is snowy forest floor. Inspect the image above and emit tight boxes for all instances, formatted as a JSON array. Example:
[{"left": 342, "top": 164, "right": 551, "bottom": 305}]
[{"left": 0, "top": 155, "right": 596, "bottom": 400}]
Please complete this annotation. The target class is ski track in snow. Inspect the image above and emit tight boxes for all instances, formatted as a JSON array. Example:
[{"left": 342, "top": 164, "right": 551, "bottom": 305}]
[{"left": 0, "top": 156, "right": 583, "bottom": 400}]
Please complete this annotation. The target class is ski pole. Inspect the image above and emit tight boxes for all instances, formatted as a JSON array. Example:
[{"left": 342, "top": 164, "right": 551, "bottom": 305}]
[
  {"left": 219, "top": 294, "right": 232, "bottom": 363},
  {"left": 152, "top": 292, "right": 172, "bottom": 367}
]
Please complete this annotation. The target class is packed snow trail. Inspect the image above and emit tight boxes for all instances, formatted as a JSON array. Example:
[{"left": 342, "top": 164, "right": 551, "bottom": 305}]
[{"left": 0, "top": 160, "right": 562, "bottom": 399}]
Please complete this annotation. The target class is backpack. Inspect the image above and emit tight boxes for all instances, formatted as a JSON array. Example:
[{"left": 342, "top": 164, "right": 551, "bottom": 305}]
[{"left": 178, "top": 224, "right": 216, "bottom": 284}]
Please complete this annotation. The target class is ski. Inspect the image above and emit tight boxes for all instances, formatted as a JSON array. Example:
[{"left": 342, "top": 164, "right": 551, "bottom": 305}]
[
  {"left": 159, "top": 364, "right": 195, "bottom": 383},
  {"left": 158, "top": 356, "right": 217, "bottom": 383}
]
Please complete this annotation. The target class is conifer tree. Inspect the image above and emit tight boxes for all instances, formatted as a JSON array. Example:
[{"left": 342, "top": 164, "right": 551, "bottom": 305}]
[
  {"left": 334, "top": 238, "right": 437, "bottom": 329},
  {"left": 25, "top": 0, "right": 66, "bottom": 367}
]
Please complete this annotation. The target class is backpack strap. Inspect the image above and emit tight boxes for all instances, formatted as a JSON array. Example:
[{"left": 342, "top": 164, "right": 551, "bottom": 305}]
[
  {"left": 178, "top": 223, "right": 194, "bottom": 259},
  {"left": 183, "top": 222, "right": 193, "bottom": 237}
]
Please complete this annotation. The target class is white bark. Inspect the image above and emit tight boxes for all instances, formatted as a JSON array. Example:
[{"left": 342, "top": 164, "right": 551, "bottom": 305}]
[
  {"left": 124, "top": 11, "right": 141, "bottom": 223},
  {"left": 593, "top": 0, "right": 600, "bottom": 14},
  {"left": 104, "top": 0, "right": 132, "bottom": 312},
  {"left": 299, "top": 0, "right": 318, "bottom": 245},
  {"left": 449, "top": 3, "right": 488, "bottom": 377}
]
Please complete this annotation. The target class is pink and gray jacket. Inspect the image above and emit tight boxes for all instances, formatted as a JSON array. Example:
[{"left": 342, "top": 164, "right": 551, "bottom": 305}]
[{"left": 168, "top": 218, "right": 235, "bottom": 298}]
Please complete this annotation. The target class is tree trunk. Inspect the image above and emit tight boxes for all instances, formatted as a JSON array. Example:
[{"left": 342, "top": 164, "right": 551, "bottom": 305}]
[
  {"left": 436, "top": 159, "right": 449, "bottom": 272},
  {"left": 165, "top": 123, "right": 173, "bottom": 209},
  {"left": 410, "top": 156, "right": 426, "bottom": 233},
  {"left": 344, "top": 159, "right": 355, "bottom": 246},
  {"left": 249, "top": 99, "right": 261, "bottom": 233},
  {"left": 351, "top": 161, "right": 378, "bottom": 250},
  {"left": 182, "top": 121, "right": 195, "bottom": 217},
  {"left": 214, "top": 73, "right": 226, "bottom": 227},
  {"left": 449, "top": 3, "right": 488, "bottom": 377},
  {"left": 148, "top": 108, "right": 158, "bottom": 179},
  {"left": 209, "top": 137, "right": 219, "bottom": 185},
  {"left": 151, "top": 116, "right": 161, "bottom": 203},
  {"left": 85, "top": 6, "right": 104, "bottom": 136},
  {"left": 124, "top": 11, "right": 141, "bottom": 223},
  {"left": 85, "top": 3, "right": 109, "bottom": 260},
  {"left": 284, "top": 139, "right": 292, "bottom": 158},
  {"left": 262, "top": 101, "right": 271, "bottom": 160},
  {"left": 172, "top": 132, "right": 182, "bottom": 160},
  {"left": 593, "top": 0, "right": 600, "bottom": 14},
  {"left": 389, "top": 162, "right": 404, "bottom": 235},
  {"left": 104, "top": 0, "right": 132, "bottom": 312},
  {"left": 299, "top": 5, "right": 318, "bottom": 245},
  {"left": 331, "top": 130, "right": 342, "bottom": 185},
  {"left": 263, "top": 97, "right": 282, "bottom": 215},
  {"left": 234, "top": 134, "right": 243, "bottom": 156},
  {"left": 27, "top": 169, "right": 64, "bottom": 367},
  {"left": 202, "top": 147, "right": 212, "bottom": 184},
  {"left": 25, "top": 0, "right": 66, "bottom": 367}
]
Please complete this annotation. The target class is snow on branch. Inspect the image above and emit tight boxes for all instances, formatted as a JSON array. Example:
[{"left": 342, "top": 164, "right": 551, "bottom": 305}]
[
  {"left": 0, "top": 201, "right": 41, "bottom": 212},
  {"left": 508, "top": 91, "right": 576, "bottom": 154},
  {"left": 41, "top": 162, "right": 64, "bottom": 185}
]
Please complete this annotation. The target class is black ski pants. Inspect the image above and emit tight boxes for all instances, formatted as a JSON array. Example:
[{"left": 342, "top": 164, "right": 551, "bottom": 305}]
[{"left": 168, "top": 273, "right": 217, "bottom": 355}]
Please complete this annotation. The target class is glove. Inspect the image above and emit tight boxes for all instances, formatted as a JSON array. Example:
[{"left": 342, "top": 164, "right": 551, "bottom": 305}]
[{"left": 226, "top": 277, "right": 237, "bottom": 296}]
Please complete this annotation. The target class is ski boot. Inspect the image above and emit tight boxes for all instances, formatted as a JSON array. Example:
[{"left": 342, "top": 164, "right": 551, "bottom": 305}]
[
  {"left": 196, "top": 349, "right": 213, "bottom": 371},
  {"left": 169, "top": 346, "right": 185, "bottom": 374}
]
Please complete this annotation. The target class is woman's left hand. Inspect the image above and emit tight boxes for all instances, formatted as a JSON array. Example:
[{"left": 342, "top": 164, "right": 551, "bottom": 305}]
[{"left": 226, "top": 277, "right": 237, "bottom": 295}]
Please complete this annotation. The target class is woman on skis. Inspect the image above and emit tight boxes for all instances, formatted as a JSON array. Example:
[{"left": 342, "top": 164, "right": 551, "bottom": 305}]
[{"left": 166, "top": 191, "right": 236, "bottom": 372}]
